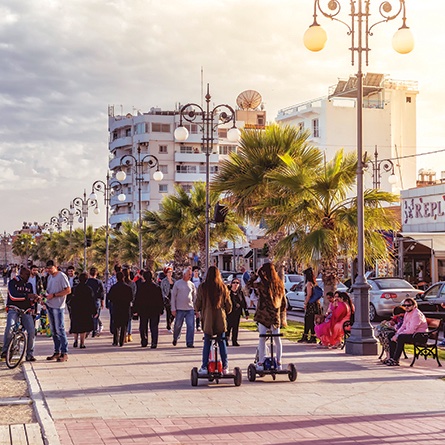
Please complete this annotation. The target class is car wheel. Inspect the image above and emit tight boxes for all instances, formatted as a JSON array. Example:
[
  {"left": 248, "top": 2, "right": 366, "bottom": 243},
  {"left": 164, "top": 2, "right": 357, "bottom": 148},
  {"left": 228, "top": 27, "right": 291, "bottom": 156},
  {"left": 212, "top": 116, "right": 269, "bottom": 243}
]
[{"left": 369, "top": 303, "right": 377, "bottom": 322}]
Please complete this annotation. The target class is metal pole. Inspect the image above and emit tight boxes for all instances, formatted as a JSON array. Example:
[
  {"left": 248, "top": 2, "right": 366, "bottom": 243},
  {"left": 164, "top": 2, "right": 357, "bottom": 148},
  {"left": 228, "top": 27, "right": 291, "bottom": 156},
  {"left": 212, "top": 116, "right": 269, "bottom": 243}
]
[
  {"left": 346, "top": 0, "right": 377, "bottom": 355},
  {"left": 205, "top": 85, "right": 211, "bottom": 272},
  {"left": 137, "top": 145, "right": 143, "bottom": 270},
  {"left": 83, "top": 190, "right": 87, "bottom": 272},
  {"left": 105, "top": 175, "right": 110, "bottom": 286}
]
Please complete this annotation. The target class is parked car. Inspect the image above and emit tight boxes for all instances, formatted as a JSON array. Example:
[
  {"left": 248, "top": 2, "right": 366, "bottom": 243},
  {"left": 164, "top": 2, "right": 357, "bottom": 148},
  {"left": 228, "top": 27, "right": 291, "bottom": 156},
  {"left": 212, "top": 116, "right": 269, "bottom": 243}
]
[
  {"left": 286, "top": 279, "right": 348, "bottom": 311},
  {"left": 284, "top": 274, "right": 304, "bottom": 293},
  {"left": 220, "top": 271, "right": 243, "bottom": 285},
  {"left": 415, "top": 282, "right": 445, "bottom": 320},
  {"left": 367, "top": 277, "right": 422, "bottom": 321}
]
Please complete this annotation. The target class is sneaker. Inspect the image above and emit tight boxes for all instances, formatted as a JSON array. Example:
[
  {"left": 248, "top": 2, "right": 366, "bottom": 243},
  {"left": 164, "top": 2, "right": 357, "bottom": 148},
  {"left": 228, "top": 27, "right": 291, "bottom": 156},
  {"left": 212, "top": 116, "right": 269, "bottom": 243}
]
[
  {"left": 57, "top": 353, "right": 68, "bottom": 362},
  {"left": 386, "top": 358, "right": 399, "bottom": 366},
  {"left": 73, "top": 341, "right": 78, "bottom": 348},
  {"left": 26, "top": 356, "right": 36, "bottom": 362},
  {"left": 256, "top": 363, "right": 264, "bottom": 371},
  {"left": 438, "top": 340, "right": 445, "bottom": 346},
  {"left": 46, "top": 353, "right": 61, "bottom": 361},
  {"left": 1, "top": 352, "right": 6, "bottom": 360},
  {"left": 198, "top": 366, "right": 207, "bottom": 375},
  {"left": 197, "top": 327, "right": 202, "bottom": 332},
  {"left": 297, "top": 337, "right": 308, "bottom": 343},
  {"left": 222, "top": 367, "right": 230, "bottom": 375},
  {"left": 172, "top": 339, "right": 177, "bottom": 346},
  {"left": 187, "top": 344, "right": 194, "bottom": 348},
  {"left": 167, "top": 328, "right": 173, "bottom": 333},
  {"left": 277, "top": 362, "right": 282, "bottom": 371}
]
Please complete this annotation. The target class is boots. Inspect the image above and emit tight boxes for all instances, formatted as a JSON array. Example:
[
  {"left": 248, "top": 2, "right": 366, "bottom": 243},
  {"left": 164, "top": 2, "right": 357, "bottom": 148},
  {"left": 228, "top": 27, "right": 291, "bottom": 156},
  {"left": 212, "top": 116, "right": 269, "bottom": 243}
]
[
  {"left": 297, "top": 335, "right": 308, "bottom": 343},
  {"left": 308, "top": 336, "right": 317, "bottom": 344}
]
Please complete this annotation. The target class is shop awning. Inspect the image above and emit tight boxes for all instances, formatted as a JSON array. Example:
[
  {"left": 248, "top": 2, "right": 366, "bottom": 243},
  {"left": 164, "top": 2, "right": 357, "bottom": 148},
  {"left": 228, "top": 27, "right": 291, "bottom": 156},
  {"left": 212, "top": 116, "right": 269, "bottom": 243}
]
[{"left": 400, "top": 233, "right": 445, "bottom": 253}]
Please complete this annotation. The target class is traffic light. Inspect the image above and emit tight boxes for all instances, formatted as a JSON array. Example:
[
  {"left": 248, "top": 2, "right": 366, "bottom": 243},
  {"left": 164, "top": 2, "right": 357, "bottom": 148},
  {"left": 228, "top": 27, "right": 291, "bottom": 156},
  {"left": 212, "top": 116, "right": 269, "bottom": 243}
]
[{"left": 213, "top": 202, "right": 228, "bottom": 223}]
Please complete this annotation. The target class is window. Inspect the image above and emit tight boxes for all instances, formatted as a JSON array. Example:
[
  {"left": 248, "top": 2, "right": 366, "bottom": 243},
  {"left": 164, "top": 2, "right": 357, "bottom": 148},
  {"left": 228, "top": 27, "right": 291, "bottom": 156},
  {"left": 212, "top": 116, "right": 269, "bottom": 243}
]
[
  {"left": 180, "top": 145, "right": 194, "bottom": 154},
  {"left": 112, "top": 131, "right": 118, "bottom": 141},
  {"left": 152, "top": 123, "right": 171, "bottom": 133},
  {"left": 134, "top": 123, "right": 147, "bottom": 134},
  {"left": 184, "top": 123, "right": 199, "bottom": 134},
  {"left": 160, "top": 165, "right": 168, "bottom": 174},
  {"left": 125, "top": 128, "right": 131, "bottom": 137},
  {"left": 159, "top": 184, "right": 168, "bottom": 193},
  {"left": 406, "top": 96, "right": 412, "bottom": 103},
  {"left": 159, "top": 145, "right": 168, "bottom": 154},
  {"left": 219, "top": 145, "right": 236, "bottom": 155},
  {"left": 176, "top": 165, "right": 197, "bottom": 174},
  {"left": 257, "top": 114, "right": 265, "bottom": 126},
  {"left": 210, "top": 165, "right": 219, "bottom": 174},
  {"left": 218, "top": 128, "right": 228, "bottom": 138},
  {"left": 312, "top": 118, "right": 319, "bottom": 138},
  {"left": 181, "top": 184, "right": 193, "bottom": 193},
  {"left": 298, "top": 122, "right": 305, "bottom": 131}
]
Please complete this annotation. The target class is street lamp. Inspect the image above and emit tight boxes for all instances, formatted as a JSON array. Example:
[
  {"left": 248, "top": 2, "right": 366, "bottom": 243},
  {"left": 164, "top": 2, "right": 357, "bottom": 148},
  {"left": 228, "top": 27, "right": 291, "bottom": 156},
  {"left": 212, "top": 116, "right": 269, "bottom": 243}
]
[
  {"left": 0, "top": 231, "right": 12, "bottom": 265},
  {"left": 59, "top": 205, "right": 81, "bottom": 235},
  {"left": 115, "top": 143, "right": 163, "bottom": 270},
  {"left": 174, "top": 83, "right": 241, "bottom": 272},
  {"left": 72, "top": 190, "right": 98, "bottom": 271},
  {"left": 90, "top": 172, "right": 126, "bottom": 285},
  {"left": 366, "top": 145, "right": 397, "bottom": 189},
  {"left": 304, "top": 0, "right": 413, "bottom": 355}
]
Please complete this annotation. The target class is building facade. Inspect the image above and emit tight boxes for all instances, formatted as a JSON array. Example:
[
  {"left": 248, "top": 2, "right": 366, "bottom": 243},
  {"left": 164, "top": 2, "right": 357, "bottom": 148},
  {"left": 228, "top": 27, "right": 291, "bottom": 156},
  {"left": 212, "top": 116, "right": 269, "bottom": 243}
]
[
  {"left": 107, "top": 104, "right": 266, "bottom": 228},
  {"left": 276, "top": 73, "right": 418, "bottom": 193}
]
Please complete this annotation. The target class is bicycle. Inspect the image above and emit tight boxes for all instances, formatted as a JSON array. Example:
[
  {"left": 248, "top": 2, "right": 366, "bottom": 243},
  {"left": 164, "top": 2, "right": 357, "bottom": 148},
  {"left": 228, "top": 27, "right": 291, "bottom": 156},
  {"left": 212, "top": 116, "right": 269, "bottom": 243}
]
[{"left": 5, "top": 306, "right": 30, "bottom": 369}]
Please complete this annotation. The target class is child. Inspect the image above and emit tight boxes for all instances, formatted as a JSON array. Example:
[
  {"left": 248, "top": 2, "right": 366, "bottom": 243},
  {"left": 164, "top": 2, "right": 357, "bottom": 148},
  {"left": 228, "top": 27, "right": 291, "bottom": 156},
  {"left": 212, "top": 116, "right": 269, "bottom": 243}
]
[{"left": 375, "top": 305, "right": 405, "bottom": 364}]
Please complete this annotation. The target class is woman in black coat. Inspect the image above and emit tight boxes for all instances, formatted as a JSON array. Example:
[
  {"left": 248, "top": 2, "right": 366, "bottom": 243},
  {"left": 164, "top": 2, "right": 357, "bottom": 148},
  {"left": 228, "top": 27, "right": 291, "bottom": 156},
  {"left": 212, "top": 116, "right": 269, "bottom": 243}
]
[
  {"left": 70, "top": 272, "right": 96, "bottom": 349},
  {"left": 226, "top": 278, "right": 249, "bottom": 346},
  {"left": 133, "top": 270, "right": 164, "bottom": 348},
  {"left": 107, "top": 271, "right": 134, "bottom": 346}
]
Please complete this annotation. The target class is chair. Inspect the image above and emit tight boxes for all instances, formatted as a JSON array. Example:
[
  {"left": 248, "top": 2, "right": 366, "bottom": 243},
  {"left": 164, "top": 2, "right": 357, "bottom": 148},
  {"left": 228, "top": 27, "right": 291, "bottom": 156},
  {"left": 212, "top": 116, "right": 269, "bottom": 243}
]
[
  {"left": 410, "top": 318, "right": 443, "bottom": 367},
  {"left": 341, "top": 320, "right": 351, "bottom": 350}
]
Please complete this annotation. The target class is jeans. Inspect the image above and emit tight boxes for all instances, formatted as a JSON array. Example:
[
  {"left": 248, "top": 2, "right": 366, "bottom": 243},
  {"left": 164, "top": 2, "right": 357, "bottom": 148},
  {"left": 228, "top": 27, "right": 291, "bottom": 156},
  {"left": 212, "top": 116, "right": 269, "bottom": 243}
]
[
  {"left": 1, "top": 309, "right": 35, "bottom": 358},
  {"left": 202, "top": 333, "right": 228, "bottom": 369},
  {"left": 47, "top": 306, "right": 69, "bottom": 354},
  {"left": 173, "top": 309, "right": 195, "bottom": 346},
  {"left": 93, "top": 300, "right": 101, "bottom": 333},
  {"left": 389, "top": 332, "right": 416, "bottom": 362},
  {"left": 258, "top": 323, "right": 282, "bottom": 364}
]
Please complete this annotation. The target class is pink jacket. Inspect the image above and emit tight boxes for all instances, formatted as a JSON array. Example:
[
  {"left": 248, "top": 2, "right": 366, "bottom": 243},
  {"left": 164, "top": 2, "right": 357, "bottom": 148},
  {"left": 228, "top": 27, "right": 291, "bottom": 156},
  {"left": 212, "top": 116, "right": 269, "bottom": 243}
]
[{"left": 396, "top": 308, "right": 428, "bottom": 336}]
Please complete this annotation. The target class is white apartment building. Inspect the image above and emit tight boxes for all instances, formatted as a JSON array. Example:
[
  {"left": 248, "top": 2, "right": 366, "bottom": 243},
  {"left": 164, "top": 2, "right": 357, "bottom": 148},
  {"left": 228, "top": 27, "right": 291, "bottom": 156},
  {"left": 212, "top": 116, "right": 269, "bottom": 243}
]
[
  {"left": 108, "top": 104, "right": 266, "bottom": 227},
  {"left": 276, "top": 73, "right": 419, "bottom": 193}
]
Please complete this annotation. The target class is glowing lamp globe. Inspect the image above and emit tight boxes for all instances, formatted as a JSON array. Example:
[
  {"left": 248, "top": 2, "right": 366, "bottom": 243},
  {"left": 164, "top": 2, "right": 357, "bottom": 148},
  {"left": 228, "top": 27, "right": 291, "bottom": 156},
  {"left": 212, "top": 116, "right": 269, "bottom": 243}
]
[
  {"left": 118, "top": 193, "right": 126, "bottom": 202},
  {"left": 116, "top": 170, "right": 126, "bottom": 182},
  {"left": 174, "top": 126, "right": 189, "bottom": 141},
  {"left": 303, "top": 25, "right": 327, "bottom": 52},
  {"left": 388, "top": 174, "right": 398, "bottom": 185},
  {"left": 153, "top": 170, "right": 164, "bottom": 181},
  {"left": 94, "top": 207, "right": 100, "bottom": 215},
  {"left": 227, "top": 127, "right": 241, "bottom": 143},
  {"left": 392, "top": 27, "right": 414, "bottom": 54}
]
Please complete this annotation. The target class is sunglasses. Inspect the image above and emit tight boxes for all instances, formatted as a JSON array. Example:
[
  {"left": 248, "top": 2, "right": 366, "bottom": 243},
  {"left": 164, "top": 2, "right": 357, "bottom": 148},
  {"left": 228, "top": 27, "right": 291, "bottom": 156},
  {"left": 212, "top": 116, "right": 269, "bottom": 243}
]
[
  {"left": 402, "top": 303, "right": 414, "bottom": 307},
  {"left": 232, "top": 281, "right": 240, "bottom": 285}
]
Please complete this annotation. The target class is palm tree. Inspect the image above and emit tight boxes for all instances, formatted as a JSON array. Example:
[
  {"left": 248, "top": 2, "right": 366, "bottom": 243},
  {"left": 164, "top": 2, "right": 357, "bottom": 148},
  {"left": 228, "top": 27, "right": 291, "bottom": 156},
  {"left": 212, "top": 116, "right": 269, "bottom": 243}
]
[
  {"left": 212, "top": 124, "right": 321, "bottom": 264},
  {"left": 261, "top": 149, "right": 400, "bottom": 290},
  {"left": 145, "top": 182, "right": 244, "bottom": 274}
]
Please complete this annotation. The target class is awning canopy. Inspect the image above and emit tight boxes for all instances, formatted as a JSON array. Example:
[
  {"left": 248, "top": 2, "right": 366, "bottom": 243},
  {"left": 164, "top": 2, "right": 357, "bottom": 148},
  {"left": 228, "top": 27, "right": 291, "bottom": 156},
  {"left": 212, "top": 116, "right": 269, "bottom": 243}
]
[{"left": 400, "top": 233, "right": 445, "bottom": 253}]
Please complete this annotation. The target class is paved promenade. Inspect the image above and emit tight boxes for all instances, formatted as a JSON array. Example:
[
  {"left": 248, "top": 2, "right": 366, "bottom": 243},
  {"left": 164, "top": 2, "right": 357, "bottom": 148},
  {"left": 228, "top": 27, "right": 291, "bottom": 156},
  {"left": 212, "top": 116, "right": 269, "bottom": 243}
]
[{"left": 18, "top": 304, "right": 445, "bottom": 445}]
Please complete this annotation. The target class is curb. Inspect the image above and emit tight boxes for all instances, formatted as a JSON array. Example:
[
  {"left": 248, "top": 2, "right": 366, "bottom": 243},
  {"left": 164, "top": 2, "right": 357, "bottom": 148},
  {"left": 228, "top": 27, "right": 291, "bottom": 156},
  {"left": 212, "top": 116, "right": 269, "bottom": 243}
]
[{"left": 23, "top": 363, "right": 61, "bottom": 445}]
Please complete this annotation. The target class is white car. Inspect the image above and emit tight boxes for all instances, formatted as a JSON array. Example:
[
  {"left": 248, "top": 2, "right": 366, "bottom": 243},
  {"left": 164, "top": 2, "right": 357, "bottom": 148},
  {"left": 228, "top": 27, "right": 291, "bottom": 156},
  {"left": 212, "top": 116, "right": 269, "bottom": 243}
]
[
  {"left": 286, "top": 279, "right": 348, "bottom": 311},
  {"left": 284, "top": 274, "right": 304, "bottom": 293}
]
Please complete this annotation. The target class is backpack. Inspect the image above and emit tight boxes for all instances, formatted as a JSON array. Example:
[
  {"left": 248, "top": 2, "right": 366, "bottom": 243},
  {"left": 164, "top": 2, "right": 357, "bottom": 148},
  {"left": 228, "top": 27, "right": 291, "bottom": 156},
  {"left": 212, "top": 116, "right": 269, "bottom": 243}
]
[{"left": 310, "top": 285, "right": 323, "bottom": 303}]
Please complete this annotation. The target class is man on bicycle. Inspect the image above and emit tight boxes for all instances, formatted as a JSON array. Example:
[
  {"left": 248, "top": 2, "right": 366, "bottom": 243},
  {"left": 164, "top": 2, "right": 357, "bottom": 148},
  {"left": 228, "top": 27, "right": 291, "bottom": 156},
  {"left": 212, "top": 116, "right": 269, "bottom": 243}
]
[{"left": 1, "top": 267, "right": 39, "bottom": 362}]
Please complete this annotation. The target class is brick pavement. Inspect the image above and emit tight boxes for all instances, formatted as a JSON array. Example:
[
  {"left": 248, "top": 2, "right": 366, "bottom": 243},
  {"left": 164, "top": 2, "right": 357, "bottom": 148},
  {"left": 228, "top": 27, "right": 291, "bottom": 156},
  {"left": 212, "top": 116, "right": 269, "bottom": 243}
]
[{"left": 17, "top": 303, "right": 445, "bottom": 444}]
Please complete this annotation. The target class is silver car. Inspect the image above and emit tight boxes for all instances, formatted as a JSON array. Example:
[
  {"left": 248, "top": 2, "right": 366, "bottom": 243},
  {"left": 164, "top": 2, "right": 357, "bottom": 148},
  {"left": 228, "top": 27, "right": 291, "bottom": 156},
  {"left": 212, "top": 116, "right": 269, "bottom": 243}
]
[{"left": 367, "top": 277, "right": 422, "bottom": 321}]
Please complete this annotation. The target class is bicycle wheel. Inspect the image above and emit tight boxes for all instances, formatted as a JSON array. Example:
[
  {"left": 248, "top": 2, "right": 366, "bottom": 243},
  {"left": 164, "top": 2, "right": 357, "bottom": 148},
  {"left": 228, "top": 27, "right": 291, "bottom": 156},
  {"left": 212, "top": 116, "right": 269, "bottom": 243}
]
[{"left": 6, "top": 332, "right": 27, "bottom": 369}]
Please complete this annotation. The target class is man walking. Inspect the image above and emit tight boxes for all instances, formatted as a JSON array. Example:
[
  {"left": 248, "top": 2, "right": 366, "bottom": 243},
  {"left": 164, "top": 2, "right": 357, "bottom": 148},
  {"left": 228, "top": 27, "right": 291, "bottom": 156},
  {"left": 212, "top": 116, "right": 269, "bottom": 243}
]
[
  {"left": 171, "top": 268, "right": 196, "bottom": 348},
  {"left": 45, "top": 260, "right": 71, "bottom": 362},
  {"left": 86, "top": 267, "right": 105, "bottom": 337},
  {"left": 1, "top": 267, "right": 38, "bottom": 362}
]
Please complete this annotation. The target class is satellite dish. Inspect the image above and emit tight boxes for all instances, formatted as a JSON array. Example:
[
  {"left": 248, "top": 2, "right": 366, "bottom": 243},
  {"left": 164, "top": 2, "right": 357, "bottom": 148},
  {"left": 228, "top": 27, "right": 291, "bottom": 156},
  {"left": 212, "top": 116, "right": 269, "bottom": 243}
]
[{"left": 236, "top": 90, "right": 262, "bottom": 110}]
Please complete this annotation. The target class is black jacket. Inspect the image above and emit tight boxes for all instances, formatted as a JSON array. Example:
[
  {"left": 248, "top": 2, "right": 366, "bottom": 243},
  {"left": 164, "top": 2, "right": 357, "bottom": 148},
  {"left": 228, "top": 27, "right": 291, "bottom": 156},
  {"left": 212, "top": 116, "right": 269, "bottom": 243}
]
[
  {"left": 133, "top": 281, "right": 164, "bottom": 317},
  {"left": 7, "top": 276, "right": 34, "bottom": 310}
]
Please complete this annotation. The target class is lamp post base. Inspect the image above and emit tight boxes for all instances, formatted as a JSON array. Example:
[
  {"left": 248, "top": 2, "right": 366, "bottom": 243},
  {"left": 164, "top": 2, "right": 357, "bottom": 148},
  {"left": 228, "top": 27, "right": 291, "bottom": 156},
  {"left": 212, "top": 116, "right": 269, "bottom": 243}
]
[{"left": 345, "top": 281, "right": 378, "bottom": 356}]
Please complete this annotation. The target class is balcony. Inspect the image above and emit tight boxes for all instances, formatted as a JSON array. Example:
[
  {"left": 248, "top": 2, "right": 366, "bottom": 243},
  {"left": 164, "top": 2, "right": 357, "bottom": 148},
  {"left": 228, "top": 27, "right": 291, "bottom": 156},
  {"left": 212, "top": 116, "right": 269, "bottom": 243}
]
[
  {"left": 175, "top": 152, "right": 219, "bottom": 163},
  {"left": 109, "top": 136, "right": 133, "bottom": 151}
]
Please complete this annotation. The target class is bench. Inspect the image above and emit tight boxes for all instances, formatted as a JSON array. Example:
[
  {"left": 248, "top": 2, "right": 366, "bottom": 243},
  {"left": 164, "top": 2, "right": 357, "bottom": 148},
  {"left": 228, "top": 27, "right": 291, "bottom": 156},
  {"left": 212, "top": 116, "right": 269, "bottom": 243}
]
[{"left": 410, "top": 318, "right": 443, "bottom": 367}]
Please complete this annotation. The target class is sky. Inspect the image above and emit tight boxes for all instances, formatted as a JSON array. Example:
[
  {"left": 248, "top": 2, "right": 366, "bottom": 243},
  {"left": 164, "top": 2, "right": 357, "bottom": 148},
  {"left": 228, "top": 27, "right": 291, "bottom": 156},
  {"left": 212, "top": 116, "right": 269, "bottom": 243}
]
[{"left": 1, "top": 0, "right": 444, "bottom": 235}]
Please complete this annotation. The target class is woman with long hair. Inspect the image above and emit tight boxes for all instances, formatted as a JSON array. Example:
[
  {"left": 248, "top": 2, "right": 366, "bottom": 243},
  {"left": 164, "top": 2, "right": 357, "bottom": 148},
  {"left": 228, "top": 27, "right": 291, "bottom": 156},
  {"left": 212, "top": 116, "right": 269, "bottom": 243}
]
[
  {"left": 249, "top": 262, "right": 287, "bottom": 370},
  {"left": 122, "top": 267, "right": 136, "bottom": 342},
  {"left": 194, "top": 266, "right": 232, "bottom": 375},
  {"left": 298, "top": 267, "right": 321, "bottom": 343}
]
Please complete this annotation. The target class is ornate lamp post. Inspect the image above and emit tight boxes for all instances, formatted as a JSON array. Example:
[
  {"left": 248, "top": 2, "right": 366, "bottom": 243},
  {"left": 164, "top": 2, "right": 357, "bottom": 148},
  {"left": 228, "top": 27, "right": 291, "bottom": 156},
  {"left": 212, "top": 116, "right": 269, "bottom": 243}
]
[
  {"left": 304, "top": 0, "right": 414, "bottom": 355},
  {"left": 90, "top": 172, "right": 126, "bottom": 285},
  {"left": 115, "top": 143, "right": 163, "bottom": 270},
  {"left": 72, "top": 190, "right": 98, "bottom": 271},
  {"left": 174, "top": 84, "right": 241, "bottom": 272},
  {"left": 0, "top": 231, "right": 12, "bottom": 266},
  {"left": 59, "top": 205, "right": 81, "bottom": 235},
  {"left": 366, "top": 146, "right": 397, "bottom": 189}
]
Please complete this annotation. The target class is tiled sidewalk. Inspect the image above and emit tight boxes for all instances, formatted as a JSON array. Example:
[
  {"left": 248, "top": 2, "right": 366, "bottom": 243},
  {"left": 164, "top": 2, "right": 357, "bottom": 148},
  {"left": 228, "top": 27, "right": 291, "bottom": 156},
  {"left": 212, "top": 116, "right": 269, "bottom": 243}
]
[{"left": 19, "top": 304, "right": 445, "bottom": 445}]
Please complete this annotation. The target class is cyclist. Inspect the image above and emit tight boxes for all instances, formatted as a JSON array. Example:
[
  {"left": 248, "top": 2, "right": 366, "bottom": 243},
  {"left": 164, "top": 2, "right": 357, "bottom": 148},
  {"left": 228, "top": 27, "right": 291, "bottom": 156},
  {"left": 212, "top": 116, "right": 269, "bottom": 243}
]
[{"left": 1, "top": 266, "right": 39, "bottom": 362}]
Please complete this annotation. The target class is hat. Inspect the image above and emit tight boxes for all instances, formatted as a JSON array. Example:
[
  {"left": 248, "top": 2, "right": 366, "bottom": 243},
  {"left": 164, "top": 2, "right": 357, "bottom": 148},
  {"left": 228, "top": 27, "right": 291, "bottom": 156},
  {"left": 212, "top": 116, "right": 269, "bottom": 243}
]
[
  {"left": 164, "top": 266, "right": 172, "bottom": 273},
  {"left": 46, "top": 260, "right": 55, "bottom": 267}
]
